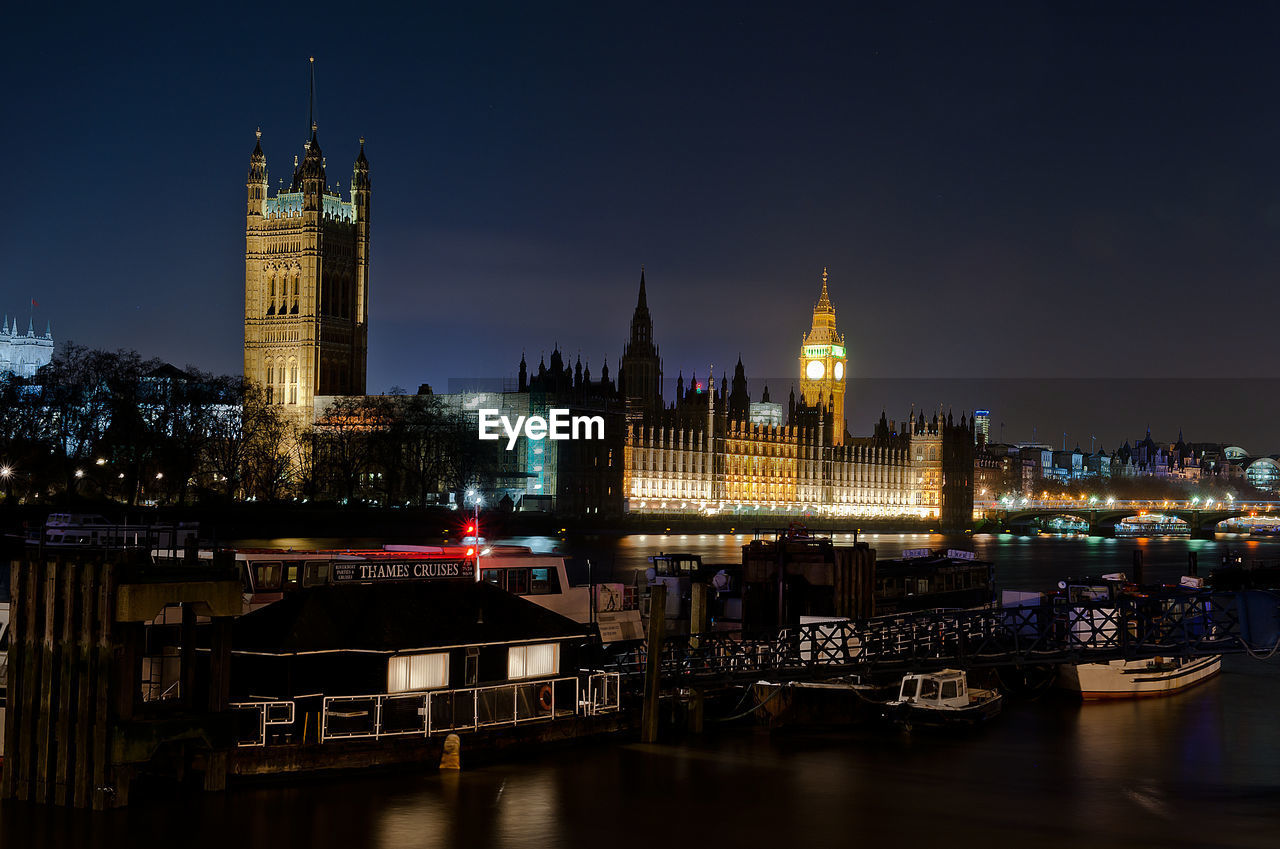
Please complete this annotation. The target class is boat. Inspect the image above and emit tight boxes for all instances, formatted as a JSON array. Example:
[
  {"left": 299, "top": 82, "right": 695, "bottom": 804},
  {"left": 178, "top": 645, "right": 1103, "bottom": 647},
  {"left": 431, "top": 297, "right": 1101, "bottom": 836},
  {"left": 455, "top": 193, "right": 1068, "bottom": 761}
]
[
  {"left": 882, "top": 669, "right": 1003, "bottom": 727},
  {"left": 1054, "top": 573, "right": 1221, "bottom": 699},
  {"left": 641, "top": 552, "right": 742, "bottom": 630},
  {"left": 30, "top": 513, "right": 198, "bottom": 550},
  {"left": 873, "top": 548, "right": 995, "bottom": 614},
  {"left": 1057, "top": 655, "right": 1221, "bottom": 700},
  {"left": 158, "top": 543, "right": 645, "bottom": 641}
]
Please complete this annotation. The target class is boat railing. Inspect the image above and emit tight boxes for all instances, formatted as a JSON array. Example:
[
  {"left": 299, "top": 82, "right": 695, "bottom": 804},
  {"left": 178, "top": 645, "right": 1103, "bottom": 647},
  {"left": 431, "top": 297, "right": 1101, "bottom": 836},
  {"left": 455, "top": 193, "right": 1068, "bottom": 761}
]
[
  {"left": 230, "top": 700, "right": 296, "bottom": 747},
  {"left": 230, "top": 672, "right": 621, "bottom": 747}
]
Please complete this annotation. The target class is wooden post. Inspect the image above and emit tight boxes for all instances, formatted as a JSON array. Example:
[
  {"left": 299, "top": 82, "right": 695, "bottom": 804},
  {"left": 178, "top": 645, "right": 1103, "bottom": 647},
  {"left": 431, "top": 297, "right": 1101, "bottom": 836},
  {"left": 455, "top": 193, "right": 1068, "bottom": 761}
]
[
  {"left": 35, "top": 559, "right": 57, "bottom": 803},
  {"left": 1, "top": 555, "right": 26, "bottom": 800},
  {"left": 72, "top": 561, "right": 99, "bottom": 808},
  {"left": 687, "top": 583, "right": 708, "bottom": 734},
  {"left": 53, "top": 562, "right": 77, "bottom": 805},
  {"left": 689, "top": 583, "right": 708, "bottom": 647},
  {"left": 208, "top": 618, "right": 232, "bottom": 713},
  {"left": 91, "top": 562, "right": 114, "bottom": 810},
  {"left": 641, "top": 584, "right": 667, "bottom": 744},
  {"left": 180, "top": 603, "right": 197, "bottom": 708}
]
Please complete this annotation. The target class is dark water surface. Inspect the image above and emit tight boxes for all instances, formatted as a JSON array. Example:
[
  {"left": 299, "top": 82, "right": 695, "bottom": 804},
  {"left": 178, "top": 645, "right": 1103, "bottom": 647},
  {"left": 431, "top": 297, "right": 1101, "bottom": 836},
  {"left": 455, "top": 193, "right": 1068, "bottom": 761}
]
[{"left": 6, "top": 534, "right": 1279, "bottom": 848}]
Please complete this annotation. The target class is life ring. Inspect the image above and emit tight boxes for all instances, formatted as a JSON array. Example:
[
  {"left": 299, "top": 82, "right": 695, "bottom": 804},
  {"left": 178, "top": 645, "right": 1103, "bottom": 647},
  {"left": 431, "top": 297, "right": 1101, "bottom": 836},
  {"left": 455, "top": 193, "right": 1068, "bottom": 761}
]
[{"left": 537, "top": 684, "right": 554, "bottom": 712}]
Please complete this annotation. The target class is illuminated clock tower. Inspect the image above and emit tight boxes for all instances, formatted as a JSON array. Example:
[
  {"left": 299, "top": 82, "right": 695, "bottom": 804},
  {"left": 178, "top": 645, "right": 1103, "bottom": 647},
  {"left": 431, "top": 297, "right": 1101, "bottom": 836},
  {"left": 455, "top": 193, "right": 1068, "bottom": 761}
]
[{"left": 798, "top": 267, "right": 847, "bottom": 443}]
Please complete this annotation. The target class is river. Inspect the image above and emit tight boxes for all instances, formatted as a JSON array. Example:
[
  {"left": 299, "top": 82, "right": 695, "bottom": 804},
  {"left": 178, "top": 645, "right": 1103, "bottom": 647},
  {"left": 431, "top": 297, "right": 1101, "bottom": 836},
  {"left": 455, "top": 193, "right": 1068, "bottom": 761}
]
[{"left": 4, "top": 533, "right": 1279, "bottom": 847}]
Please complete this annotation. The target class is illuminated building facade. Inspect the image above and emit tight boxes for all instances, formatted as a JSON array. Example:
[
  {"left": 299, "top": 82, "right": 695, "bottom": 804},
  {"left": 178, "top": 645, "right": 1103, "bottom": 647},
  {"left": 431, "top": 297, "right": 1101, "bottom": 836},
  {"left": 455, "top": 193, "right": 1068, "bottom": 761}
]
[
  {"left": 0, "top": 315, "right": 54, "bottom": 378},
  {"left": 244, "top": 115, "right": 370, "bottom": 422},
  {"left": 507, "top": 268, "right": 973, "bottom": 522},
  {"left": 608, "top": 270, "right": 970, "bottom": 521}
]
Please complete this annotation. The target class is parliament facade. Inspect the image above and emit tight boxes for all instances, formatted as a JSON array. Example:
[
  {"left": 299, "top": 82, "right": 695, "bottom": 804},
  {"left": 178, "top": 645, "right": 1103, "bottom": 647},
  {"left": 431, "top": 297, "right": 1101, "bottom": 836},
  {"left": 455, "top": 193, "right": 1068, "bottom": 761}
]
[{"left": 514, "top": 269, "right": 974, "bottom": 525}]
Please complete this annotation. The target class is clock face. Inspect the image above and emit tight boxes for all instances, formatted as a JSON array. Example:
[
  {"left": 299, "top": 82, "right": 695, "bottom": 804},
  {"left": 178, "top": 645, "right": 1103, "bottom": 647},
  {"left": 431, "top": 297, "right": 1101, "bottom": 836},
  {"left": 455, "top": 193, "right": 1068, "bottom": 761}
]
[
  {"left": 834, "top": 361, "right": 845, "bottom": 381},
  {"left": 806, "top": 359, "right": 825, "bottom": 380}
]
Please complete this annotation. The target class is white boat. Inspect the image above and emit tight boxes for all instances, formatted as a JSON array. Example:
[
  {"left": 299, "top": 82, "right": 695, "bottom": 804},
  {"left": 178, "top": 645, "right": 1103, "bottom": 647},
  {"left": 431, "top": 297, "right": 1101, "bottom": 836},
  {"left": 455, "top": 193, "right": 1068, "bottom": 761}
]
[
  {"left": 33, "top": 513, "right": 197, "bottom": 549},
  {"left": 883, "top": 669, "right": 1003, "bottom": 727},
  {"left": 166, "top": 544, "right": 645, "bottom": 641},
  {"left": 1058, "top": 655, "right": 1221, "bottom": 700},
  {"left": 1055, "top": 574, "right": 1222, "bottom": 699}
]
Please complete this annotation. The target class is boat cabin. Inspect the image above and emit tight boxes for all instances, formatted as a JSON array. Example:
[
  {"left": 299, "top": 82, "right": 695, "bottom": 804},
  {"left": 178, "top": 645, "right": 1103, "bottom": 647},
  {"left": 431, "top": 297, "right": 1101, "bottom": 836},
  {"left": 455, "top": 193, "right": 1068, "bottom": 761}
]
[
  {"left": 896, "top": 670, "right": 970, "bottom": 708},
  {"left": 874, "top": 549, "right": 994, "bottom": 614},
  {"left": 162, "top": 545, "right": 597, "bottom": 624},
  {"left": 230, "top": 580, "right": 593, "bottom": 719}
]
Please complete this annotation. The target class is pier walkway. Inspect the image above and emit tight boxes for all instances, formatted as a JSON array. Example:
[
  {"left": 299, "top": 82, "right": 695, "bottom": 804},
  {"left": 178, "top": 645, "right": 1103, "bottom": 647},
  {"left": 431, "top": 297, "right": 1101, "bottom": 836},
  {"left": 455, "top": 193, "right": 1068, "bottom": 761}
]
[{"left": 610, "top": 589, "right": 1280, "bottom": 686}]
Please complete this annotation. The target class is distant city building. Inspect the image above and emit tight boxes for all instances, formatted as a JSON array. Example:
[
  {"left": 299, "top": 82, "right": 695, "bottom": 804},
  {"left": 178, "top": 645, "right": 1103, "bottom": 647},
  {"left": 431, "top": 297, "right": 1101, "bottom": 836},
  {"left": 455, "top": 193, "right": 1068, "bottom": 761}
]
[
  {"left": 244, "top": 101, "right": 371, "bottom": 422},
  {"left": 1245, "top": 457, "right": 1280, "bottom": 492},
  {"left": 0, "top": 315, "right": 54, "bottom": 378},
  {"left": 973, "top": 410, "right": 990, "bottom": 446}
]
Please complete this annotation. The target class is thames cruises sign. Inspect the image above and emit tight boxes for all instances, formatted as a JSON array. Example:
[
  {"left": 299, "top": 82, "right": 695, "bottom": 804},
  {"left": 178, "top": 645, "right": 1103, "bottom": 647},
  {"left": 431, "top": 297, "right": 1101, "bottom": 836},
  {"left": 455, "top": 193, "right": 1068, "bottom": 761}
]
[{"left": 331, "top": 559, "right": 475, "bottom": 583}]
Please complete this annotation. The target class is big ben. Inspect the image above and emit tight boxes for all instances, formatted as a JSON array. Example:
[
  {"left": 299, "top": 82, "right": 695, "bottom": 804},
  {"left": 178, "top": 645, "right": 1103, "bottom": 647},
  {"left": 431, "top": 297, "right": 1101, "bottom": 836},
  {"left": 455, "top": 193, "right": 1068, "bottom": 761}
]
[{"left": 798, "top": 267, "right": 847, "bottom": 443}]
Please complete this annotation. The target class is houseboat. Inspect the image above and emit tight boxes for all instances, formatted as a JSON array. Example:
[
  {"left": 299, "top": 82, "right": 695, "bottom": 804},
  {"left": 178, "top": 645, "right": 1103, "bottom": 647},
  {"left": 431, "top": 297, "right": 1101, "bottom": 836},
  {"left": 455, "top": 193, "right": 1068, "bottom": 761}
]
[{"left": 228, "top": 579, "right": 621, "bottom": 771}]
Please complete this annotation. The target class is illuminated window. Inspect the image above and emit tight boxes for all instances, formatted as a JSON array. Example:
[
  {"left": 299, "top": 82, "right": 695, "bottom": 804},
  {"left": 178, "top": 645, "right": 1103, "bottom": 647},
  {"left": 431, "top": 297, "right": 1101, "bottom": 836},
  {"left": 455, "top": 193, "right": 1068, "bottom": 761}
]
[
  {"left": 387, "top": 652, "right": 449, "bottom": 693},
  {"left": 508, "top": 643, "right": 559, "bottom": 680}
]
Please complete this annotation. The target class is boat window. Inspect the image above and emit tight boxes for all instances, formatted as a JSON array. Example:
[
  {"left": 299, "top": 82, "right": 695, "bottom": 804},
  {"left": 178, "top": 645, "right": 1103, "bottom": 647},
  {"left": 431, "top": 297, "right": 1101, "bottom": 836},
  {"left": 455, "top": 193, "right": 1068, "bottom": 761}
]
[
  {"left": 507, "top": 568, "right": 531, "bottom": 595},
  {"left": 303, "top": 561, "right": 330, "bottom": 586},
  {"left": 481, "top": 568, "right": 505, "bottom": 590},
  {"left": 941, "top": 681, "right": 958, "bottom": 700},
  {"left": 284, "top": 563, "right": 300, "bottom": 587},
  {"left": 387, "top": 652, "right": 450, "bottom": 693},
  {"left": 916, "top": 578, "right": 930, "bottom": 594},
  {"left": 508, "top": 642, "right": 560, "bottom": 679},
  {"left": 254, "top": 563, "right": 282, "bottom": 591},
  {"left": 920, "top": 678, "right": 940, "bottom": 700},
  {"left": 900, "top": 678, "right": 918, "bottom": 700},
  {"left": 529, "top": 567, "right": 562, "bottom": 595}
]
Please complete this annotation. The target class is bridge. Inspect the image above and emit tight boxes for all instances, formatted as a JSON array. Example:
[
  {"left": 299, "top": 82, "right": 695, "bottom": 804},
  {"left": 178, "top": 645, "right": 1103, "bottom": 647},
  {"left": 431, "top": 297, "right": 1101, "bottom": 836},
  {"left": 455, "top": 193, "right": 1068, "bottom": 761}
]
[
  {"left": 978, "top": 498, "right": 1280, "bottom": 536},
  {"left": 610, "top": 589, "right": 1280, "bottom": 687}
]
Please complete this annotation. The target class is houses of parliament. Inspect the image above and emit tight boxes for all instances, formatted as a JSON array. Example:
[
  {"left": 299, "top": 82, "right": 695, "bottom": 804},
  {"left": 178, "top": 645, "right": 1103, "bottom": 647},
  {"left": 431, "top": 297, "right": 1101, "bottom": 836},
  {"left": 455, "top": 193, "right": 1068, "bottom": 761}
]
[{"left": 515, "top": 268, "right": 974, "bottom": 525}]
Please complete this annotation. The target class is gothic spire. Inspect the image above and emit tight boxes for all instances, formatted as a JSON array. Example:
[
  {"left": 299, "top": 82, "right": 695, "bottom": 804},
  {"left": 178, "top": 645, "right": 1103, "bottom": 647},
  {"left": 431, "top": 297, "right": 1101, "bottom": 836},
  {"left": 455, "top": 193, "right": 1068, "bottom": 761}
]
[{"left": 816, "top": 266, "right": 833, "bottom": 311}]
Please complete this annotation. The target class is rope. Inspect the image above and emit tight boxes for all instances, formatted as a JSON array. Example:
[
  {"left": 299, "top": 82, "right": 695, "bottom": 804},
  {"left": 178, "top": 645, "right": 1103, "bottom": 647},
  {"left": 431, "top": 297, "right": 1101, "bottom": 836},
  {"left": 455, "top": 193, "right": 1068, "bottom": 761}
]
[
  {"left": 714, "top": 682, "right": 787, "bottom": 723},
  {"left": 1242, "top": 635, "right": 1280, "bottom": 661}
]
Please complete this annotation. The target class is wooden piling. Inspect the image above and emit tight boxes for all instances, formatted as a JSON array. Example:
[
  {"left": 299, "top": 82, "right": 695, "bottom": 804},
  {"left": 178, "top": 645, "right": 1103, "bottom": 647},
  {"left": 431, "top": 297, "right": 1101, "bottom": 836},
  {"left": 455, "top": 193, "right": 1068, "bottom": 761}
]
[
  {"left": 72, "top": 561, "right": 98, "bottom": 808},
  {"left": 687, "top": 583, "right": 708, "bottom": 733},
  {"left": 641, "top": 584, "right": 667, "bottom": 744},
  {"left": 53, "top": 562, "right": 78, "bottom": 805},
  {"left": 91, "top": 562, "right": 114, "bottom": 810},
  {"left": 35, "top": 559, "right": 57, "bottom": 803}
]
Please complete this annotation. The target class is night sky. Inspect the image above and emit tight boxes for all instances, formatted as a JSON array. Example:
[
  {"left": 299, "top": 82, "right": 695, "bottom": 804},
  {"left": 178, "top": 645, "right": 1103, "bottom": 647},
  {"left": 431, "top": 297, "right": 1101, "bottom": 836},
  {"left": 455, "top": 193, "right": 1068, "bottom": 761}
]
[{"left": 4, "top": 3, "right": 1279, "bottom": 451}]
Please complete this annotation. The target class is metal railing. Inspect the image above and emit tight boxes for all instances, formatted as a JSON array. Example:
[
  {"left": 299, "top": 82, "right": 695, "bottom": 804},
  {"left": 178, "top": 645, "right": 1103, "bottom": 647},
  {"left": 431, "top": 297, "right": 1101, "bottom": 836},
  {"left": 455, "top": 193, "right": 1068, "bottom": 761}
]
[
  {"left": 230, "top": 700, "right": 296, "bottom": 747},
  {"left": 229, "top": 672, "right": 622, "bottom": 748}
]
